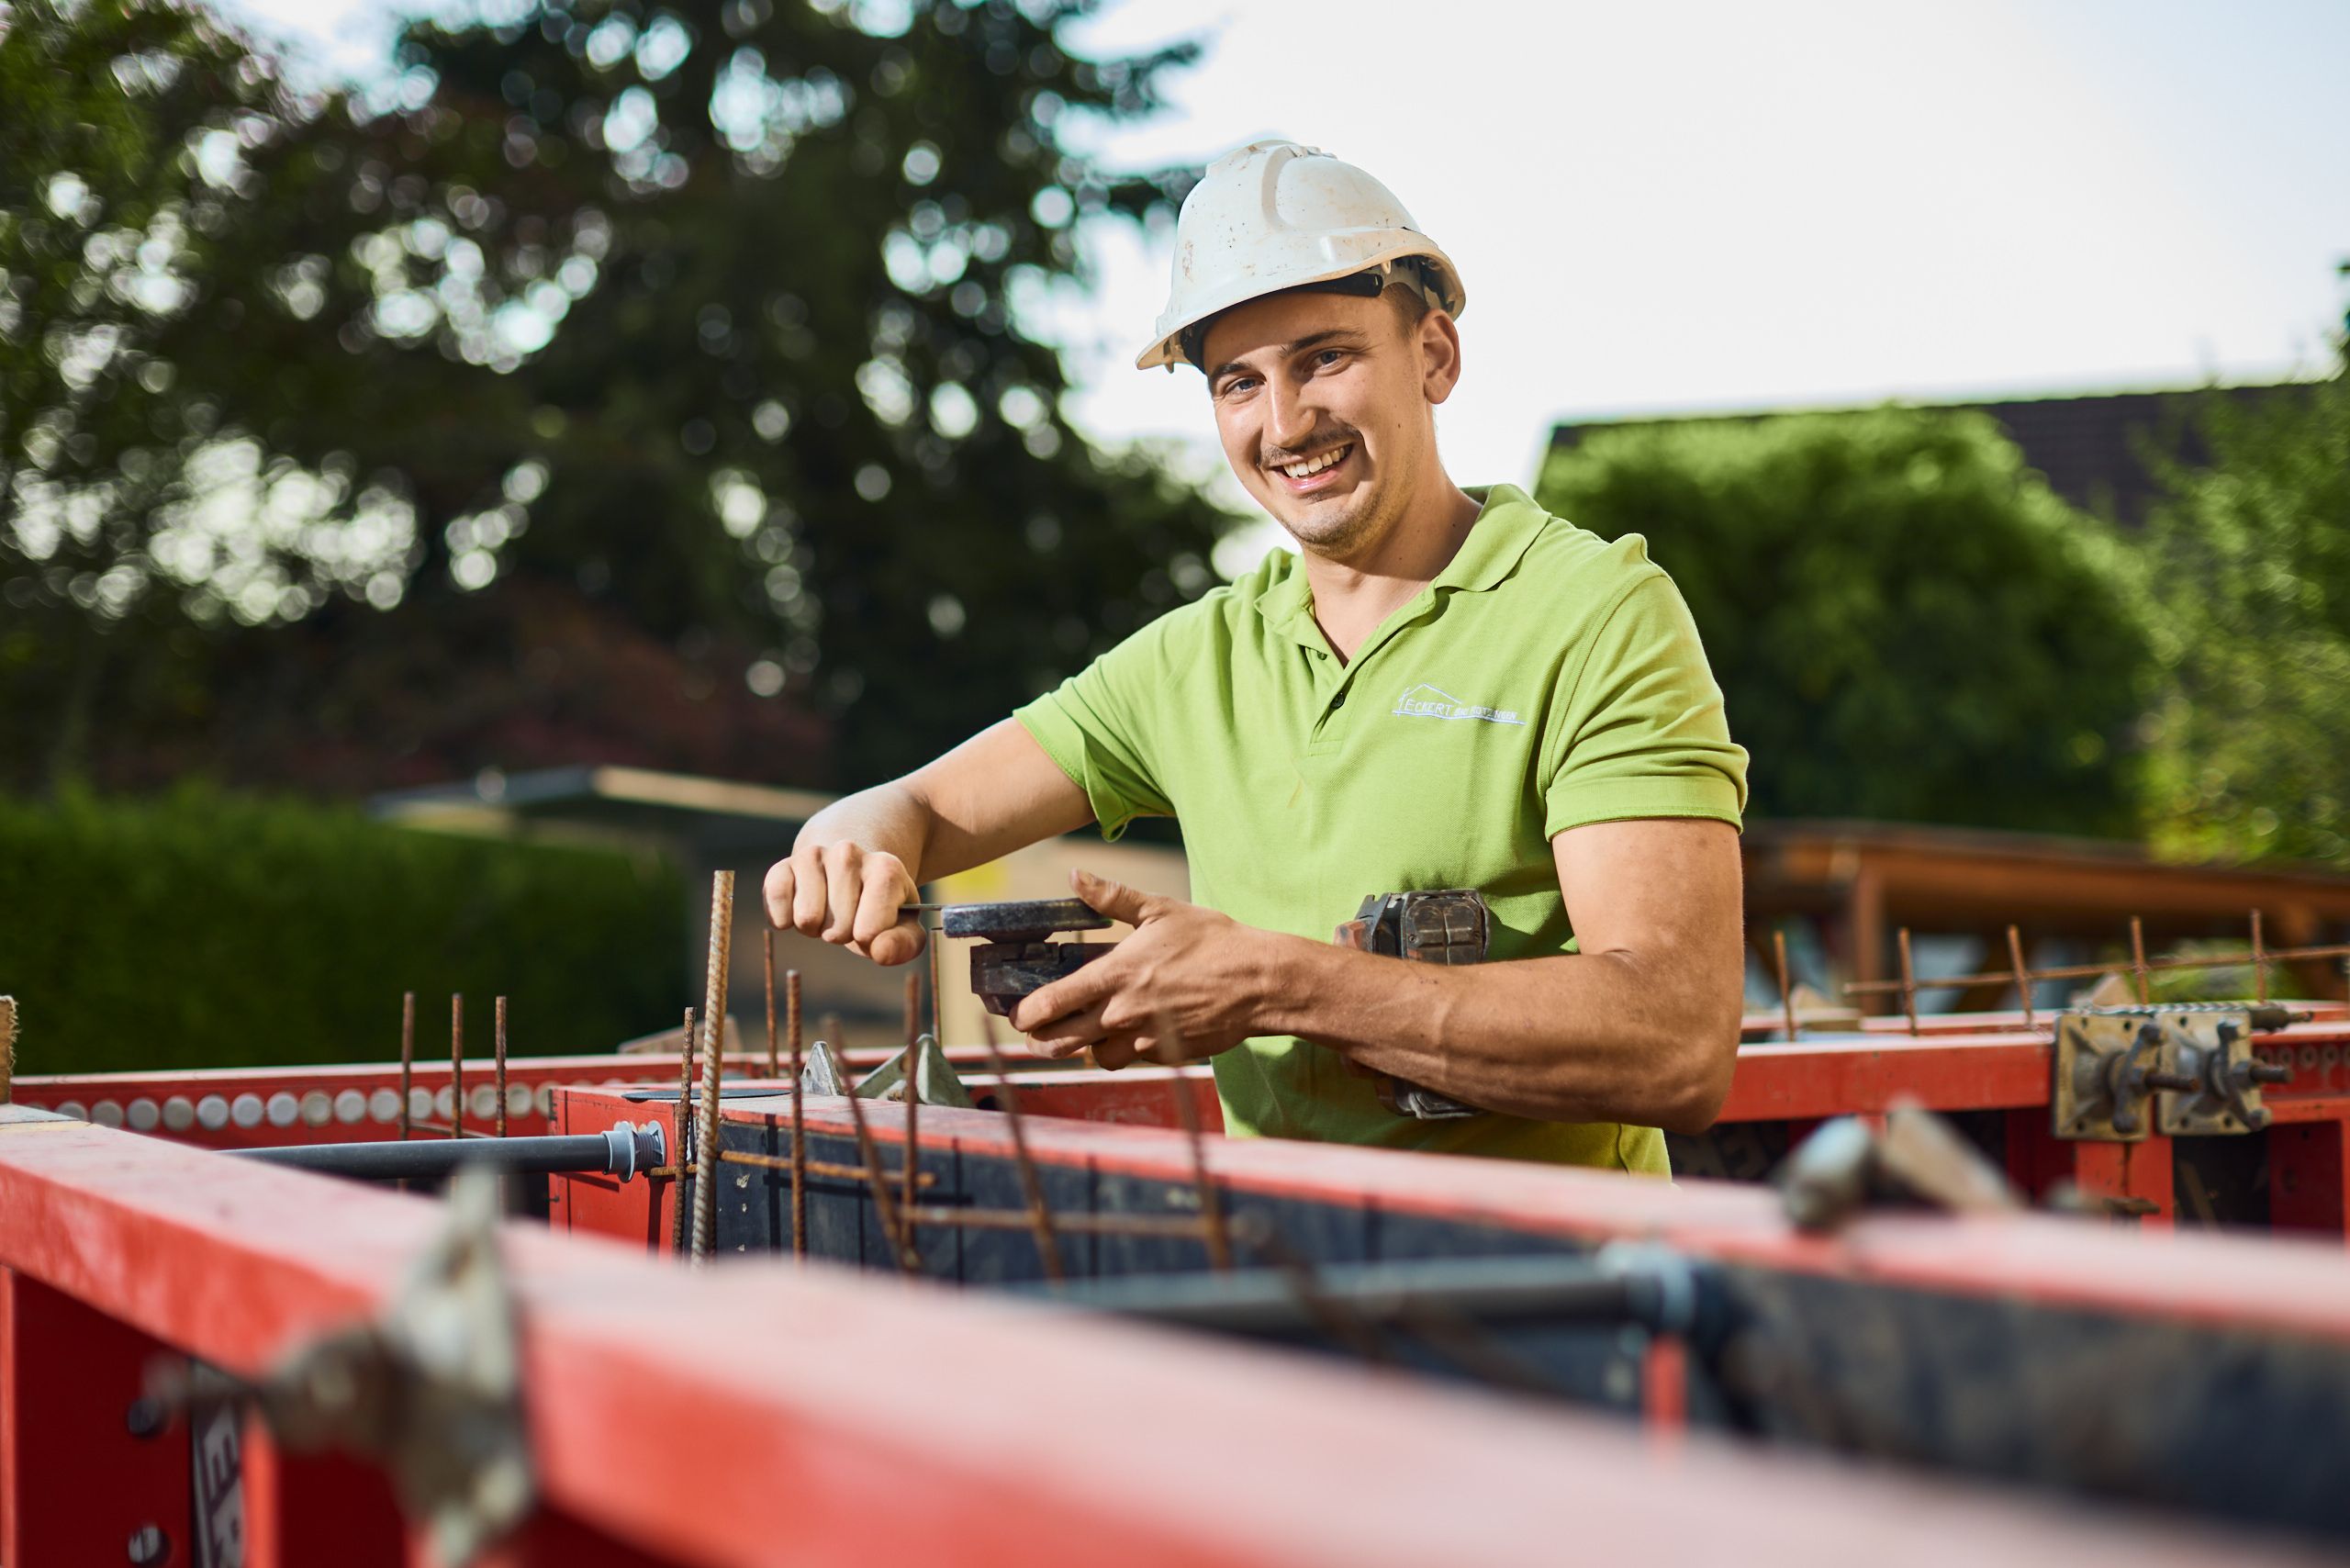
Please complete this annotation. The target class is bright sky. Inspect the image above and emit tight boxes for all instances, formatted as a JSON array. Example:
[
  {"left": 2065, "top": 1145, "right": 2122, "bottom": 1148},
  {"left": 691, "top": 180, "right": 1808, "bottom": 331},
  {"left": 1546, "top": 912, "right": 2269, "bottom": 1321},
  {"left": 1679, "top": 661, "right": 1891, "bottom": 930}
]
[{"left": 226, "top": 0, "right": 2350, "bottom": 556}]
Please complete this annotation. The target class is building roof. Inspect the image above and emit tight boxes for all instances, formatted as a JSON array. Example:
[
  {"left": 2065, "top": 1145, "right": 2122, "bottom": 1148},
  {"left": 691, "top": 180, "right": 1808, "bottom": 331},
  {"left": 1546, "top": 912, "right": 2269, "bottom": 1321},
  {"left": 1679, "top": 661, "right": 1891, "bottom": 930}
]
[{"left": 1547, "top": 381, "right": 2317, "bottom": 524}]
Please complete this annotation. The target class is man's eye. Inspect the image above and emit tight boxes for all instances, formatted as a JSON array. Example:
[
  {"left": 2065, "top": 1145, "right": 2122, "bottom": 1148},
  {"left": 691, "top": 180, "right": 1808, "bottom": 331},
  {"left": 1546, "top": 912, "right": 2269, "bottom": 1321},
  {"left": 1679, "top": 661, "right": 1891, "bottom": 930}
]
[
  {"left": 1221, "top": 376, "right": 1258, "bottom": 398},
  {"left": 1314, "top": 350, "right": 1344, "bottom": 367}
]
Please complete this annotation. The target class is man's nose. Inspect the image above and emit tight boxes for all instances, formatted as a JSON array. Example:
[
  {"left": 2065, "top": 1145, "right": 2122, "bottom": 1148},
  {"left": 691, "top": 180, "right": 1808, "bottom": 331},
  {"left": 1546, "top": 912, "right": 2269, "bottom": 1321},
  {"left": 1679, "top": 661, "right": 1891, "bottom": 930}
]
[{"left": 1264, "top": 375, "right": 1320, "bottom": 455}]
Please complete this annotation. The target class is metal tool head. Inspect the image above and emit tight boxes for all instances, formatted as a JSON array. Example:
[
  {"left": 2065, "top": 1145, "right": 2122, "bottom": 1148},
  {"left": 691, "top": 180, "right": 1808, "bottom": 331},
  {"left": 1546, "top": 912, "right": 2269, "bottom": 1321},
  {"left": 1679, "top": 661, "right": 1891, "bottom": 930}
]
[{"left": 938, "top": 898, "right": 1112, "bottom": 942}]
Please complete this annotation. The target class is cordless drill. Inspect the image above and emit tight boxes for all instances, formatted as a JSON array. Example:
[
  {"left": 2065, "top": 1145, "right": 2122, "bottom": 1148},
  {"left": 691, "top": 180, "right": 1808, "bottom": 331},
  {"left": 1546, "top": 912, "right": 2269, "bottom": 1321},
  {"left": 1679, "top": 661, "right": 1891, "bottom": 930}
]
[{"left": 1332, "top": 890, "right": 1489, "bottom": 1120}]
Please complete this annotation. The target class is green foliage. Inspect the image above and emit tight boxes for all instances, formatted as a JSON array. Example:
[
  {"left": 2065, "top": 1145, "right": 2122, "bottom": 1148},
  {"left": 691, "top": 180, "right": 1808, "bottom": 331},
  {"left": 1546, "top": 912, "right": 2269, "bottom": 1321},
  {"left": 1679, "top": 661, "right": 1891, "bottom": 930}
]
[
  {"left": 1537, "top": 409, "right": 2148, "bottom": 834},
  {"left": 1, "top": 0, "right": 1235, "bottom": 792},
  {"left": 2132, "top": 375, "right": 2350, "bottom": 865},
  {"left": 0, "top": 788, "right": 680, "bottom": 1073}
]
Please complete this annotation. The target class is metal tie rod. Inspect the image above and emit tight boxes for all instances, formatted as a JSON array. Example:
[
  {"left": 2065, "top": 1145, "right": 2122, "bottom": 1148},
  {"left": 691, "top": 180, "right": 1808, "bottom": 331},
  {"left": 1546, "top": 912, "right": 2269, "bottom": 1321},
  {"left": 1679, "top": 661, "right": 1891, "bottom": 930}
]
[
  {"left": 1024, "top": 1250, "right": 1705, "bottom": 1337},
  {"left": 232, "top": 1122, "right": 666, "bottom": 1184}
]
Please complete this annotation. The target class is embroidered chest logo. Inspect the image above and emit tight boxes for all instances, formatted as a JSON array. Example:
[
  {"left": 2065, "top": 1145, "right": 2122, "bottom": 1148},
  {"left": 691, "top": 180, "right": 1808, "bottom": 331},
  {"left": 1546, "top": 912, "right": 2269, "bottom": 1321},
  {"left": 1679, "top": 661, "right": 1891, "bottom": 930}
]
[{"left": 1391, "top": 683, "right": 1527, "bottom": 726}]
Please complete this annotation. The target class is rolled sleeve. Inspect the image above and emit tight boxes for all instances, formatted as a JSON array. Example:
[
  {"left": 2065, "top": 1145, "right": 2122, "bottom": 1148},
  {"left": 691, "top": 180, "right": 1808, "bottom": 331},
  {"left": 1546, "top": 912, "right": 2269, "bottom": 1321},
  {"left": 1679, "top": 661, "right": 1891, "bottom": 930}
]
[{"left": 1540, "top": 572, "right": 1749, "bottom": 838}]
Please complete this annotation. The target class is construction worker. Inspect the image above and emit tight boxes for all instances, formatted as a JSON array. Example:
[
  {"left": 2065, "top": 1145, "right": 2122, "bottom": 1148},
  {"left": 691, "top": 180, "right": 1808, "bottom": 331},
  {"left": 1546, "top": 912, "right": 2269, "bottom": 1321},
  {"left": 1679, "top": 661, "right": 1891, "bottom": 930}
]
[{"left": 765, "top": 141, "right": 1747, "bottom": 1169}]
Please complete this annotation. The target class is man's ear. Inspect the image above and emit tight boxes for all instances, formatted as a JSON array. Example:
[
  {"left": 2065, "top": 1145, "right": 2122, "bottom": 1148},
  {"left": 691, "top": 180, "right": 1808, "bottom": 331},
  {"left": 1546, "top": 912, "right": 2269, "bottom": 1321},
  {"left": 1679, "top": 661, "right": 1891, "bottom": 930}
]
[{"left": 1420, "top": 309, "right": 1464, "bottom": 406}]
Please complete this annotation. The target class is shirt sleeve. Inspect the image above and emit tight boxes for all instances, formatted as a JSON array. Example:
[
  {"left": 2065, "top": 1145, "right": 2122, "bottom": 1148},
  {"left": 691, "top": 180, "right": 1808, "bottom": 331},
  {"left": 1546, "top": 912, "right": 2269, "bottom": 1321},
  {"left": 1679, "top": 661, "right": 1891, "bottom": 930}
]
[
  {"left": 1013, "top": 616, "right": 1181, "bottom": 841},
  {"left": 1539, "top": 569, "right": 1750, "bottom": 838}
]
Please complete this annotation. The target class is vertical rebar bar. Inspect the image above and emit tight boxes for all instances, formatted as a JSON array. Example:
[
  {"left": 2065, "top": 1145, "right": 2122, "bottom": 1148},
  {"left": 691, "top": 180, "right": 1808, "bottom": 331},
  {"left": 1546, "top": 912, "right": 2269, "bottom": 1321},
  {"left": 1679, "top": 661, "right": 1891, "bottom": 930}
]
[
  {"left": 692, "top": 871, "right": 735, "bottom": 1267},
  {"left": 2251, "top": 909, "right": 2269, "bottom": 1005},
  {"left": 1158, "top": 1012, "right": 1232, "bottom": 1271},
  {"left": 763, "top": 926, "right": 780, "bottom": 1079},
  {"left": 1773, "top": 928, "right": 1797, "bottom": 1043},
  {"left": 901, "top": 973, "right": 921, "bottom": 1231},
  {"left": 977, "top": 1011, "right": 1061, "bottom": 1283},
  {"left": 1, "top": 995, "right": 15, "bottom": 1106},
  {"left": 2131, "top": 916, "right": 2151, "bottom": 1004},
  {"left": 450, "top": 994, "right": 464, "bottom": 1139},
  {"left": 2007, "top": 925, "right": 2034, "bottom": 1030},
  {"left": 1897, "top": 929, "right": 1919, "bottom": 1036},
  {"left": 673, "top": 1005, "right": 696, "bottom": 1259},
  {"left": 927, "top": 931, "right": 944, "bottom": 1049},
  {"left": 397, "top": 991, "right": 414, "bottom": 1141},
  {"left": 835, "top": 1047, "right": 915, "bottom": 1273},
  {"left": 787, "top": 966, "right": 805, "bottom": 1260},
  {"left": 494, "top": 995, "right": 509, "bottom": 1139}
]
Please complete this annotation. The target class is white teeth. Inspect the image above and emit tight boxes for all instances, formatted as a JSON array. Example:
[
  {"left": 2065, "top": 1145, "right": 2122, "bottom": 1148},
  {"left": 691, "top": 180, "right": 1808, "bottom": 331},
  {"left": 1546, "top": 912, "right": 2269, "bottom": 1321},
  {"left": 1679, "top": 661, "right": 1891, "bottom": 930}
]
[{"left": 1280, "top": 444, "right": 1349, "bottom": 480}]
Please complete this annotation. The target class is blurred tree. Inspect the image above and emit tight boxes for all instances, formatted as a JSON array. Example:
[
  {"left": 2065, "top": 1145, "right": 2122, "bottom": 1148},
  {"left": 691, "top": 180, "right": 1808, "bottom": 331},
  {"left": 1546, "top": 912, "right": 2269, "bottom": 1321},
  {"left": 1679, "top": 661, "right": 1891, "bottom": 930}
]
[
  {"left": 1537, "top": 409, "right": 2147, "bottom": 834},
  {"left": 2132, "top": 371, "right": 2350, "bottom": 866},
  {"left": 1, "top": 0, "right": 1232, "bottom": 794}
]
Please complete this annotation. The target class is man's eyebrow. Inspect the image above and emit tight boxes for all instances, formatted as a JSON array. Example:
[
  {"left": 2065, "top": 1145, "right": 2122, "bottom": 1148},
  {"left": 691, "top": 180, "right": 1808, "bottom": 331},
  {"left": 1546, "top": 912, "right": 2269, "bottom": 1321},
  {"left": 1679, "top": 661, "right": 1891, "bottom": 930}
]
[{"left": 1208, "top": 330, "right": 1366, "bottom": 384}]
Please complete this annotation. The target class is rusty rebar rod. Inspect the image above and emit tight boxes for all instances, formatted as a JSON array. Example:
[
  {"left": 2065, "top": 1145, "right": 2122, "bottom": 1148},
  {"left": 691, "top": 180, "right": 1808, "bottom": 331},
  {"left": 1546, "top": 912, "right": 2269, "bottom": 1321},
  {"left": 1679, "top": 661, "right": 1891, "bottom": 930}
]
[
  {"left": 787, "top": 966, "right": 805, "bottom": 1260},
  {"left": 761, "top": 921, "right": 779, "bottom": 1081},
  {"left": 450, "top": 994, "right": 464, "bottom": 1140},
  {"left": 2252, "top": 909, "right": 2269, "bottom": 1005},
  {"left": 1, "top": 995, "right": 16, "bottom": 1105},
  {"left": 1897, "top": 929, "right": 1919, "bottom": 1036},
  {"left": 832, "top": 1044, "right": 916, "bottom": 1273},
  {"left": 494, "top": 995, "right": 509, "bottom": 1139},
  {"left": 1158, "top": 1011, "right": 1232, "bottom": 1271},
  {"left": 901, "top": 974, "right": 921, "bottom": 1253},
  {"left": 711, "top": 1148, "right": 931, "bottom": 1186},
  {"left": 1774, "top": 929, "right": 1797, "bottom": 1043},
  {"left": 2131, "top": 916, "right": 2151, "bottom": 1004},
  {"left": 978, "top": 1011, "right": 1063, "bottom": 1283},
  {"left": 898, "top": 1206, "right": 1214, "bottom": 1240},
  {"left": 692, "top": 871, "right": 734, "bottom": 1267},
  {"left": 672, "top": 1005, "right": 696, "bottom": 1259},
  {"left": 2007, "top": 925, "right": 2034, "bottom": 1031},
  {"left": 927, "top": 933, "right": 944, "bottom": 1050},
  {"left": 397, "top": 991, "right": 414, "bottom": 1142},
  {"left": 1844, "top": 937, "right": 2350, "bottom": 1000}
]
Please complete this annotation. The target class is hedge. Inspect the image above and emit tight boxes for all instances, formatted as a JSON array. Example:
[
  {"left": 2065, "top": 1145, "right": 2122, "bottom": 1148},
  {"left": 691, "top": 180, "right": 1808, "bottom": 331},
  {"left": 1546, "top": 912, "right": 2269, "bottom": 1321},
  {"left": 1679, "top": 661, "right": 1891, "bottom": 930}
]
[{"left": 0, "top": 787, "right": 681, "bottom": 1075}]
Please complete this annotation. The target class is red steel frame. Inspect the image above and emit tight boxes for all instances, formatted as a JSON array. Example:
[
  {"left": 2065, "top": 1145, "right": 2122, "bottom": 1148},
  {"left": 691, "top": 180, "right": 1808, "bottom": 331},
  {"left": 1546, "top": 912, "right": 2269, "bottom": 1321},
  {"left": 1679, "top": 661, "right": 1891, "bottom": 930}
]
[
  {"left": 17, "top": 1008, "right": 2350, "bottom": 1235},
  {"left": 12, "top": 1113, "right": 2328, "bottom": 1568}
]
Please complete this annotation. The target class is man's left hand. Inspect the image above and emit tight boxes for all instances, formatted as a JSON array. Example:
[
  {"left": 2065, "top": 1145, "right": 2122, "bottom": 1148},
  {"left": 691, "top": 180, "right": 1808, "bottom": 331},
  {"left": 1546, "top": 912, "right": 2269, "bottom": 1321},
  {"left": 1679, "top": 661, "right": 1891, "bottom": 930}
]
[{"left": 1009, "top": 869, "right": 1267, "bottom": 1069}]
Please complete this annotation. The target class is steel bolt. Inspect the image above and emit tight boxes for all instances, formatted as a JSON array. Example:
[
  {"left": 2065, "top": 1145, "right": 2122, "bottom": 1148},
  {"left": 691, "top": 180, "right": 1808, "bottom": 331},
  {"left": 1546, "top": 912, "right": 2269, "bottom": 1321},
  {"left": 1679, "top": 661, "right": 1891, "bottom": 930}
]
[
  {"left": 2250, "top": 1061, "right": 2292, "bottom": 1085},
  {"left": 127, "top": 1524, "right": 169, "bottom": 1564},
  {"left": 124, "top": 1396, "right": 166, "bottom": 1439}
]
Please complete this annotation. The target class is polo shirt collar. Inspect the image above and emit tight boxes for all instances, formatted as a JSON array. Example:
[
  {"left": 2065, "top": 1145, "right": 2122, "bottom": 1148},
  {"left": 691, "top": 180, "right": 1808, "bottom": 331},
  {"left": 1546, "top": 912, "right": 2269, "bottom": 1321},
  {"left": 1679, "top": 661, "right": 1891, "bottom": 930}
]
[
  {"left": 1437, "top": 484, "right": 1548, "bottom": 594},
  {"left": 1250, "top": 482, "right": 1548, "bottom": 635}
]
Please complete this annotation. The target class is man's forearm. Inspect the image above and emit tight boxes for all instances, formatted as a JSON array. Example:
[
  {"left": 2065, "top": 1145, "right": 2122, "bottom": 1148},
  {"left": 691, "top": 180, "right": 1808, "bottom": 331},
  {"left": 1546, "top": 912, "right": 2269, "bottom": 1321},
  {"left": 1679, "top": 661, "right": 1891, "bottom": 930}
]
[
  {"left": 1252, "top": 935, "right": 1741, "bottom": 1134},
  {"left": 792, "top": 782, "right": 938, "bottom": 879}
]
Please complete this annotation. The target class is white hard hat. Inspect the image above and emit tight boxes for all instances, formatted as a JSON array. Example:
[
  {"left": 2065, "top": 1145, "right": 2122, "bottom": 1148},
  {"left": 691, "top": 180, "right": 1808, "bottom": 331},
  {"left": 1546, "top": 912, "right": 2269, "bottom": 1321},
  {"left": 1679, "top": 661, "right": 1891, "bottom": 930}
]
[{"left": 1137, "top": 140, "right": 1466, "bottom": 373}]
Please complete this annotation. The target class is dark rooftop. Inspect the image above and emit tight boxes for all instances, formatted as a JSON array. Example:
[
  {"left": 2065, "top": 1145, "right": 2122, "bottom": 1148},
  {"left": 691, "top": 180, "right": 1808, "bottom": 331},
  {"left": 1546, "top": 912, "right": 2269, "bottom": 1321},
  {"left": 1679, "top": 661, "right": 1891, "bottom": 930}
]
[{"left": 1547, "top": 381, "right": 2321, "bottom": 524}]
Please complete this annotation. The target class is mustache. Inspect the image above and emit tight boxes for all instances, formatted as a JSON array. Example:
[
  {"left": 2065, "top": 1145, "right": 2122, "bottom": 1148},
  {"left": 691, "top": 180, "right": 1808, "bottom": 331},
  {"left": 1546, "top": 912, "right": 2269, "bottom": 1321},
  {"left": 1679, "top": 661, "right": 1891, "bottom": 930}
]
[{"left": 1260, "top": 429, "right": 1357, "bottom": 466}]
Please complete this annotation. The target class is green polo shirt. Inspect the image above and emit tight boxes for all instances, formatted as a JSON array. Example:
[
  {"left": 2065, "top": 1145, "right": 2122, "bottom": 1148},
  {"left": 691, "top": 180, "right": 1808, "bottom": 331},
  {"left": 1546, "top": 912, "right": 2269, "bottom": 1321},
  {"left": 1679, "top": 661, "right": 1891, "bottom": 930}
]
[{"left": 1013, "top": 484, "right": 1747, "bottom": 1170}]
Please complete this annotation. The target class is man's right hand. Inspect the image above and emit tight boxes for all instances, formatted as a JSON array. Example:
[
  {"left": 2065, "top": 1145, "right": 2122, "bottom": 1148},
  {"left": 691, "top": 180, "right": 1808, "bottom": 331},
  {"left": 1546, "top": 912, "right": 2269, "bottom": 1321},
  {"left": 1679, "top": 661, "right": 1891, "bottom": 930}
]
[{"left": 763, "top": 842, "right": 925, "bottom": 967}]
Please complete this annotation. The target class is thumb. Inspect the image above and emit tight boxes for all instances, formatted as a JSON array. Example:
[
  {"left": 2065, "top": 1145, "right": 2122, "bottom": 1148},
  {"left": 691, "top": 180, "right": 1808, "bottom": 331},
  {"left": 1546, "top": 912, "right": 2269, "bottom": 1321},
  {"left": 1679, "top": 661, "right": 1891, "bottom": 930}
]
[{"left": 1070, "top": 868, "right": 1158, "bottom": 926}]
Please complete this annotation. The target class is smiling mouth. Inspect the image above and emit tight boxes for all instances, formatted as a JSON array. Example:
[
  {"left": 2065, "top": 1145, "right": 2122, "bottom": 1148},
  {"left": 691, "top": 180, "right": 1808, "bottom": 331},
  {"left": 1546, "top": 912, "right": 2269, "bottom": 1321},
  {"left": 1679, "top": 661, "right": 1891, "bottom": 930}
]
[{"left": 1270, "top": 442, "right": 1353, "bottom": 483}]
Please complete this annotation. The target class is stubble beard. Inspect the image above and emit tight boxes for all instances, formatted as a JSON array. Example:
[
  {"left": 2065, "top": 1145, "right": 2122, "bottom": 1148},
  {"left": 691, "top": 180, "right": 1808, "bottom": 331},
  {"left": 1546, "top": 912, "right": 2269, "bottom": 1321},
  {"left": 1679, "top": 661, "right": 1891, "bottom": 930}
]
[{"left": 1275, "top": 467, "right": 1404, "bottom": 565}]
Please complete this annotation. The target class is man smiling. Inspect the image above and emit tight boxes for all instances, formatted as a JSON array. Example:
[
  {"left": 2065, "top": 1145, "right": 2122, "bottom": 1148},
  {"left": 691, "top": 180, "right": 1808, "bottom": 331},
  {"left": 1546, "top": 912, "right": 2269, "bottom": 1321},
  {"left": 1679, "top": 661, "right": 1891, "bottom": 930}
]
[{"left": 765, "top": 141, "right": 1749, "bottom": 1170}]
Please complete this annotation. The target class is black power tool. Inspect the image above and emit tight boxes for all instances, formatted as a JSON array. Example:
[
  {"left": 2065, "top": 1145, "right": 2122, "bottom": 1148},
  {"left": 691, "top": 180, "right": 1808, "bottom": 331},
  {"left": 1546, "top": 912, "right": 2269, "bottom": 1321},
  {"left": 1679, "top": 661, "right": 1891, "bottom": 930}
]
[{"left": 920, "top": 890, "right": 1492, "bottom": 1120}]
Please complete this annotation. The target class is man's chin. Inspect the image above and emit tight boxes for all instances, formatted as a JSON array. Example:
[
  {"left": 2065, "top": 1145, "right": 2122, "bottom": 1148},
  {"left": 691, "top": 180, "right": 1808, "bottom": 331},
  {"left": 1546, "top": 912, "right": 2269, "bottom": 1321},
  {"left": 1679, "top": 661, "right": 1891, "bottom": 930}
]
[{"left": 1270, "top": 489, "right": 1373, "bottom": 552}]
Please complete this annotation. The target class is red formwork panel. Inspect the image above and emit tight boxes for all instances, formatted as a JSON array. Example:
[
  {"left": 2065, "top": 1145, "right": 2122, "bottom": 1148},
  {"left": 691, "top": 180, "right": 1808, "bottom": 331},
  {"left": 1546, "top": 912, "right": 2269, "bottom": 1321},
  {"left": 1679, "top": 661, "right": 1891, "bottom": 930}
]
[
  {"left": 4, "top": 1111, "right": 2311, "bottom": 1568},
  {"left": 551, "top": 1083, "right": 2350, "bottom": 1346},
  {"left": 934, "top": 1020, "right": 2350, "bottom": 1236}
]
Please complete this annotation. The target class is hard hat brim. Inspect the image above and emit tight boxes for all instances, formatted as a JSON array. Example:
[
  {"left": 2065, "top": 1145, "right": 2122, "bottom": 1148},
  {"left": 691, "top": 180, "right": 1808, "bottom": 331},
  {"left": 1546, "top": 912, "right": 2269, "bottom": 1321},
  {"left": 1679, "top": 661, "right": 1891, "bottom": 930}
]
[{"left": 1135, "top": 242, "right": 1466, "bottom": 373}]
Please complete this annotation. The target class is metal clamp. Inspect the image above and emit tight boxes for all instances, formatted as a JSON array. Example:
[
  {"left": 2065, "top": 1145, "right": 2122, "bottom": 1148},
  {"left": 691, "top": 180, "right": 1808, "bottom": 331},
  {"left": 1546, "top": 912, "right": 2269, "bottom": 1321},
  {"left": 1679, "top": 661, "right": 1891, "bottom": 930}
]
[
  {"left": 154, "top": 1169, "right": 533, "bottom": 1566},
  {"left": 2052, "top": 1010, "right": 2289, "bottom": 1141}
]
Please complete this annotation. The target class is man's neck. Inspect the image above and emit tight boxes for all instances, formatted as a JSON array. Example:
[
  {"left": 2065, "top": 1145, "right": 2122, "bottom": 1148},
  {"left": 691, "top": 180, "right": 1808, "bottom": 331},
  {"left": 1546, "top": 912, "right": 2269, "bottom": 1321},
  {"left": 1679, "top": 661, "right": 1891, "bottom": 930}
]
[{"left": 1300, "top": 475, "right": 1484, "bottom": 664}]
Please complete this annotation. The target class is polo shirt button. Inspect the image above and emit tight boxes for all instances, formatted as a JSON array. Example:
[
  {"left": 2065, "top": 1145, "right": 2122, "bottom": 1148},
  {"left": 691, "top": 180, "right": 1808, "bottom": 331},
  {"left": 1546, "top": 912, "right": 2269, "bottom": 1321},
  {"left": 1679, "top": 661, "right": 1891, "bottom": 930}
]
[{"left": 1331, "top": 691, "right": 1347, "bottom": 709}]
